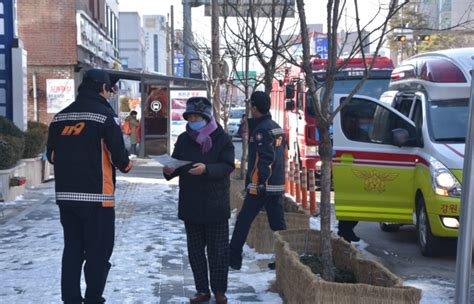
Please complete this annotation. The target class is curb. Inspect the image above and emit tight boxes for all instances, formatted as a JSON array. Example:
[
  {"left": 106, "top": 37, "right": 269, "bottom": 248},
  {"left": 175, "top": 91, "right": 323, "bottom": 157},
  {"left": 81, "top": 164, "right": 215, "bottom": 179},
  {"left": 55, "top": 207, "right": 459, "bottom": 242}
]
[{"left": 0, "top": 182, "right": 55, "bottom": 226}]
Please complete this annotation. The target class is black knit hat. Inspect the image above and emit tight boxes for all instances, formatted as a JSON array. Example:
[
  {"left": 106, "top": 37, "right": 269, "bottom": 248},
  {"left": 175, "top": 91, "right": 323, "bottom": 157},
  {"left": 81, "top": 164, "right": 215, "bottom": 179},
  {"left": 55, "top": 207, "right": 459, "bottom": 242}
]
[
  {"left": 250, "top": 91, "right": 271, "bottom": 114},
  {"left": 183, "top": 97, "right": 213, "bottom": 121}
]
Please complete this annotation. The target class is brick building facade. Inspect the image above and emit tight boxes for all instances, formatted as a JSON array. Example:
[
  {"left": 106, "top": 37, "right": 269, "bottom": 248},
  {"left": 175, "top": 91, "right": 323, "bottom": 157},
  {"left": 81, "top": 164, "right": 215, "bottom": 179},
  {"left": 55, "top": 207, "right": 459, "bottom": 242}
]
[{"left": 17, "top": 0, "right": 119, "bottom": 123}]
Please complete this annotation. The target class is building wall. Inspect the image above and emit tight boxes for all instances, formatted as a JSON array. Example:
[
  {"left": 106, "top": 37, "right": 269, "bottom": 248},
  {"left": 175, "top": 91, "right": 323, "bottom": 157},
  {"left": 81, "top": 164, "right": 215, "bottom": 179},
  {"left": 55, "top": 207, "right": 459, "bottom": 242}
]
[
  {"left": 118, "top": 12, "right": 145, "bottom": 70},
  {"left": 17, "top": 0, "right": 77, "bottom": 65},
  {"left": 26, "top": 65, "right": 75, "bottom": 123},
  {"left": 17, "top": 0, "right": 118, "bottom": 124},
  {"left": 419, "top": 0, "right": 474, "bottom": 30},
  {"left": 143, "top": 15, "right": 168, "bottom": 74},
  {"left": 451, "top": 0, "right": 473, "bottom": 29},
  {"left": 339, "top": 30, "right": 370, "bottom": 56}
]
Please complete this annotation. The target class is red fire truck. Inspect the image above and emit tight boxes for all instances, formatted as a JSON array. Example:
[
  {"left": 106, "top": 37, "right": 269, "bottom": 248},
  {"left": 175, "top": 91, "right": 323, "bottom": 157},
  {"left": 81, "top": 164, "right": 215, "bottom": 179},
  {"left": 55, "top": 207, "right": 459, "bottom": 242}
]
[{"left": 270, "top": 57, "right": 395, "bottom": 178}]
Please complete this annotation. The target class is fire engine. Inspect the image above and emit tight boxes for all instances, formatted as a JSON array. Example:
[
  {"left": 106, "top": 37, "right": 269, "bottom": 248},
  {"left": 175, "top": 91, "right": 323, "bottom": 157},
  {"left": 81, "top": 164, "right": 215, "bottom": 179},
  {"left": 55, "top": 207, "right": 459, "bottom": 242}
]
[{"left": 270, "top": 56, "right": 395, "bottom": 176}]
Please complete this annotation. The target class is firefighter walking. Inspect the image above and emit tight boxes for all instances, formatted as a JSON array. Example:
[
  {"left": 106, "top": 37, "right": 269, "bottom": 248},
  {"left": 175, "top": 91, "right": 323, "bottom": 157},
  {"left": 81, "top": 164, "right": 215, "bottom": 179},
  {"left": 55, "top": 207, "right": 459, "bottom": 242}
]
[
  {"left": 47, "top": 69, "right": 132, "bottom": 304},
  {"left": 229, "top": 91, "right": 287, "bottom": 270}
]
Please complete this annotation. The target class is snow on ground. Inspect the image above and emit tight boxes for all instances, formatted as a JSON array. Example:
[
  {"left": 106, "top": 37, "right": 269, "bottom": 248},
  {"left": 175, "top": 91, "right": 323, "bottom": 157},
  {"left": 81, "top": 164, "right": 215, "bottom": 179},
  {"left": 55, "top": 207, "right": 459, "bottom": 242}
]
[
  {"left": 405, "top": 278, "right": 455, "bottom": 304},
  {"left": 0, "top": 175, "right": 282, "bottom": 303},
  {"left": 2, "top": 173, "right": 459, "bottom": 303}
]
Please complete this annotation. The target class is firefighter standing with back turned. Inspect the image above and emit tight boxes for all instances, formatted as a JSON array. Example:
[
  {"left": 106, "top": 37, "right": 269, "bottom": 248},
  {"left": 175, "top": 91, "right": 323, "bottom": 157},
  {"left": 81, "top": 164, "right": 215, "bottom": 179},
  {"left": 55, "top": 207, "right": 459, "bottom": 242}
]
[{"left": 47, "top": 69, "right": 132, "bottom": 304}]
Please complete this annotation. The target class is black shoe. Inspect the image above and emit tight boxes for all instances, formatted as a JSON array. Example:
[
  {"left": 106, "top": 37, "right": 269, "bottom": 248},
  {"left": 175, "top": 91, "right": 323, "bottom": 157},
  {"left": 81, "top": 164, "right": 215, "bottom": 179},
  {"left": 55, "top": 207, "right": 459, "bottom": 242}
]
[
  {"left": 268, "top": 261, "right": 276, "bottom": 270},
  {"left": 338, "top": 230, "right": 360, "bottom": 243},
  {"left": 229, "top": 252, "right": 242, "bottom": 270}
]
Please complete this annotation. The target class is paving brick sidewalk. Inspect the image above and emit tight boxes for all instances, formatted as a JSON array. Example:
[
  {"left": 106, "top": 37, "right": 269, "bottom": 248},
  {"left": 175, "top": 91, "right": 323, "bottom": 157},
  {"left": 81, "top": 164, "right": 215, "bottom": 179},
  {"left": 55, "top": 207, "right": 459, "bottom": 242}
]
[{"left": 0, "top": 164, "right": 282, "bottom": 303}]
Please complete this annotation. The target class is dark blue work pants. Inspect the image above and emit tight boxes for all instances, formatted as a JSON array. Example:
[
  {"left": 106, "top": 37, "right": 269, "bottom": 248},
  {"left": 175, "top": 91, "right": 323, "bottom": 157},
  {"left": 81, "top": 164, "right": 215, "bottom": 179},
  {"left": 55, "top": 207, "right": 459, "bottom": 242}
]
[
  {"left": 59, "top": 205, "right": 115, "bottom": 304},
  {"left": 230, "top": 194, "right": 286, "bottom": 255}
]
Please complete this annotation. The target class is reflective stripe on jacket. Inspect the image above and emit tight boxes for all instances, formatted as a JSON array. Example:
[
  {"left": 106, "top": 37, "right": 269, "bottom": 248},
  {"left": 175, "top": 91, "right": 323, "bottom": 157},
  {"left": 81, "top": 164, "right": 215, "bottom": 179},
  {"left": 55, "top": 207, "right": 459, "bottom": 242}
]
[
  {"left": 246, "top": 113, "right": 286, "bottom": 195},
  {"left": 46, "top": 89, "right": 132, "bottom": 207}
]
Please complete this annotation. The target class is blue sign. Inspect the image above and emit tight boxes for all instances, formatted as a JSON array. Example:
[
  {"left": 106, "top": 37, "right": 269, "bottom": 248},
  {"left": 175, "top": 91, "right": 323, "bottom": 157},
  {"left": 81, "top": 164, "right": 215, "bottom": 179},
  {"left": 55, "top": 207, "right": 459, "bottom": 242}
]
[
  {"left": 174, "top": 54, "right": 184, "bottom": 77},
  {"left": 315, "top": 37, "right": 328, "bottom": 59},
  {"left": 0, "top": 0, "right": 14, "bottom": 119}
]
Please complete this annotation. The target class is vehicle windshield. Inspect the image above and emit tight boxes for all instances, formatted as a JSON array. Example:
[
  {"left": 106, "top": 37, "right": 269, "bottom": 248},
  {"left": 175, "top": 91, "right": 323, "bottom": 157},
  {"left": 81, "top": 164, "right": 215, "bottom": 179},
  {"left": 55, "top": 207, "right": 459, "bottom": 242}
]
[
  {"left": 322, "top": 79, "right": 390, "bottom": 100},
  {"left": 306, "top": 78, "right": 390, "bottom": 116},
  {"left": 229, "top": 108, "right": 245, "bottom": 119},
  {"left": 428, "top": 99, "right": 468, "bottom": 143}
]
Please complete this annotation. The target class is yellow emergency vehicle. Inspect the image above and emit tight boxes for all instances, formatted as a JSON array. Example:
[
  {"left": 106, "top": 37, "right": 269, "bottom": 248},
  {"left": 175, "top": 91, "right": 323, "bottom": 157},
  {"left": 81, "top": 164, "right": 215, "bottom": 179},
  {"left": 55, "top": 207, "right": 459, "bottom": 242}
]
[{"left": 333, "top": 48, "right": 473, "bottom": 256}]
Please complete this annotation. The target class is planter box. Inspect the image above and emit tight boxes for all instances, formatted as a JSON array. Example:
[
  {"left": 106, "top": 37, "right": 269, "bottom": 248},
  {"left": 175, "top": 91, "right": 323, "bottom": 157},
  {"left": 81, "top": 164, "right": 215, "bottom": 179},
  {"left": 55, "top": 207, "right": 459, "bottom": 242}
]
[
  {"left": 22, "top": 157, "right": 43, "bottom": 188},
  {"left": 247, "top": 210, "right": 310, "bottom": 253},
  {"left": 274, "top": 229, "right": 422, "bottom": 304},
  {"left": 231, "top": 172, "right": 309, "bottom": 253},
  {"left": 0, "top": 162, "right": 26, "bottom": 202}
]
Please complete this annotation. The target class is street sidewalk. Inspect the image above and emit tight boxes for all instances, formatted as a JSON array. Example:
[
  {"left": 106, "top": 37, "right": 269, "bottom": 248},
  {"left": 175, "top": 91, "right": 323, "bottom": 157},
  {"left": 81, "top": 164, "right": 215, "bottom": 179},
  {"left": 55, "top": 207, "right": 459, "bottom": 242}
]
[{"left": 0, "top": 159, "right": 282, "bottom": 304}]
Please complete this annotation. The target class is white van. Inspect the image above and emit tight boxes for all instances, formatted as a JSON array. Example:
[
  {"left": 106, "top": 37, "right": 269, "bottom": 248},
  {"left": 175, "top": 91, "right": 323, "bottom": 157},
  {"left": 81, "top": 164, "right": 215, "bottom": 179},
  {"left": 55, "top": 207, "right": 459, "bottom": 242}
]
[{"left": 332, "top": 48, "right": 473, "bottom": 256}]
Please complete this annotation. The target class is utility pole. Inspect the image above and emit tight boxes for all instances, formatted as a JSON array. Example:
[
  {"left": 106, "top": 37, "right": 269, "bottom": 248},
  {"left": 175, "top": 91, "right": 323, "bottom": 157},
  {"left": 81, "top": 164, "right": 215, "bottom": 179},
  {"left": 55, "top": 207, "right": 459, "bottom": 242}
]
[
  {"left": 166, "top": 12, "right": 170, "bottom": 75},
  {"left": 455, "top": 56, "right": 474, "bottom": 304},
  {"left": 171, "top": 5, "right": 175, "bottom": 76},
  {"left": 211, "top": 0, "right": 221, "bottom": 123},
  {"left": 183, "top": 0, "right": 192, "bottom": 78},
  {"left": 400, "top": 6, "right": 404, "bottom": 62}
]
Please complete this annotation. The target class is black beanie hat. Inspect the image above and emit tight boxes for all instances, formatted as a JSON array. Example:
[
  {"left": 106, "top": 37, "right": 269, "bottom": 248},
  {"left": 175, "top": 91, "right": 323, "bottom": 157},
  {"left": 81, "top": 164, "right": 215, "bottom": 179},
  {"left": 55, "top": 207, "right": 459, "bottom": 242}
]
[
  {"left": 183, "top": 97, "right": 213, "bottom": 121},
  {"left": 250, "top": 91, "right": 271, "bottom": 114}
]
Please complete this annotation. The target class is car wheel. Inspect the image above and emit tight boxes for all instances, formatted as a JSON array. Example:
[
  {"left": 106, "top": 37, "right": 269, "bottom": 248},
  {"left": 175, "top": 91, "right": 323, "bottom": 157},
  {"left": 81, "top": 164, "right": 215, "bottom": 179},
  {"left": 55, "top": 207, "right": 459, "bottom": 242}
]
[
  {"left": 379, "top": 222, "right": 401, "bottom": 232},
  {"left": 416, "top": 195, "right": 441, "bottom": 257}
]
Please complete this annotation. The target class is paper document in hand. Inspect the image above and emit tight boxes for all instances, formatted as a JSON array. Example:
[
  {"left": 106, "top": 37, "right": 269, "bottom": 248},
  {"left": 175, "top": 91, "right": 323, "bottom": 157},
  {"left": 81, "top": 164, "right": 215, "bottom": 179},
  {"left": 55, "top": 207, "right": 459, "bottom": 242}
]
[{"left": 150, "top": 154, "right": 191, "bottom": 168}]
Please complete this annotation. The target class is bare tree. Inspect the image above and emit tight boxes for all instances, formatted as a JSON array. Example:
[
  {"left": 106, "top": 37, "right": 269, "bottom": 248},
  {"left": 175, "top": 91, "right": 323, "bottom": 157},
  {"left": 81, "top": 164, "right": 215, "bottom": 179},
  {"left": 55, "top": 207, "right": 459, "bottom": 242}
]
[
  {"left": 294, "top": 0, "right": 407, "bottom": 281},
  {"left": 220, "top": 0, "right": 297, "bottom": 178},
  {"left": 221, "top": 10, "right": 254, "bottom": 179},
  {"left": 247, "top": 0, "right": 297, "bottom": 93},
  {"left": 188, "top": 36, "right": 235, "bottom": 130}
]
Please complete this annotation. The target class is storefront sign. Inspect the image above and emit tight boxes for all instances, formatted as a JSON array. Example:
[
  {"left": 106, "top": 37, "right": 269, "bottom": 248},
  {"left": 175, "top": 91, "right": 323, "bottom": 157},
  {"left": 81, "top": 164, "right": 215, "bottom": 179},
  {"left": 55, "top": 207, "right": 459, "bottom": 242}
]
[{"left": 76, "top": 11, "right": 114, "bottom": 63}]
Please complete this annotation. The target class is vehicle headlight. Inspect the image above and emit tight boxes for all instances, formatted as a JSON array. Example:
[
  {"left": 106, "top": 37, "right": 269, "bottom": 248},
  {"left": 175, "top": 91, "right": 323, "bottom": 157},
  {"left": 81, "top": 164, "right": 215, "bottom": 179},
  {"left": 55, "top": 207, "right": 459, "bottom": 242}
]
[{"left": 430, "top": 160, "right": 462, "bottom": 197}]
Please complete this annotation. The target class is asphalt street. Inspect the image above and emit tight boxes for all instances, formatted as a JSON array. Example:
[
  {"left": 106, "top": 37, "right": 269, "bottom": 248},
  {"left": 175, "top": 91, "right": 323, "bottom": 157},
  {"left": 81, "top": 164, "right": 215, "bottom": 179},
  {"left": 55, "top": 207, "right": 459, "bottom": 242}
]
[{"left": 354, "top": 220, "right": 474, "bottom": 302}]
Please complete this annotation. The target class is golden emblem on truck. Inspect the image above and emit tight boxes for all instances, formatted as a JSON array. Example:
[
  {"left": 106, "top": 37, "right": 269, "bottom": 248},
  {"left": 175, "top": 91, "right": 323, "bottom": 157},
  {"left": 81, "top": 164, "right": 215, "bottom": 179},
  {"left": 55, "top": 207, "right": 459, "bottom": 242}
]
[{"left": 352, "top": 169, "right": 399, "bottom": 193}]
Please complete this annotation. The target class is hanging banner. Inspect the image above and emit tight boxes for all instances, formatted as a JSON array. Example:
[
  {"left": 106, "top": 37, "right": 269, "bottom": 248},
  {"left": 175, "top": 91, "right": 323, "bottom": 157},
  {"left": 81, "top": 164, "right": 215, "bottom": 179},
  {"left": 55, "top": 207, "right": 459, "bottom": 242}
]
[{"left": 47, "top": 79, "right": 75, "bottom": 113}]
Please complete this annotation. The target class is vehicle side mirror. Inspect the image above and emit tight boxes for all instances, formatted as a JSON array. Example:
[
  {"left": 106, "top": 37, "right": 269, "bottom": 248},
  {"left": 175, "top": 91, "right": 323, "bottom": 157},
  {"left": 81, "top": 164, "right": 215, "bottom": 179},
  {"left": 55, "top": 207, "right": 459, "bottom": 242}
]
[
  {"left": 285, "top": 99, "right": 295, "bottom": 111},
  {"left": 392, "top": 128, "right": 417, "bottom": 147},
  {"left": 285, "top": 84, "right": 295, "bottom": 99}
]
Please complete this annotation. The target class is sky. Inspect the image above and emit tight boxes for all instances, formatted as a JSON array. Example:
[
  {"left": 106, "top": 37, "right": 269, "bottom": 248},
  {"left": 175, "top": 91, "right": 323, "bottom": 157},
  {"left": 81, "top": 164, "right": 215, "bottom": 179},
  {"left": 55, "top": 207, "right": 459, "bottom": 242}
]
[
  {"left": 117, "top": 0, "right": 394, "bottom": 72},
  {"left": 118, "top": 0, "right": 393, "bottom": 40}
]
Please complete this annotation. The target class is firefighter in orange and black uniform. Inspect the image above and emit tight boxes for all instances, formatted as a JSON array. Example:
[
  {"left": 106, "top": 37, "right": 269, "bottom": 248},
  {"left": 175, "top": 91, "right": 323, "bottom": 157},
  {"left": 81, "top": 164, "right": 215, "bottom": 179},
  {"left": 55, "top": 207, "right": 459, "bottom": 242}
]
[
  {"left": 46, "top": 69, "right": 132, "bottom": 304},
  {"left": 229, "top": 91, "right": 287, "bottom": 270}
]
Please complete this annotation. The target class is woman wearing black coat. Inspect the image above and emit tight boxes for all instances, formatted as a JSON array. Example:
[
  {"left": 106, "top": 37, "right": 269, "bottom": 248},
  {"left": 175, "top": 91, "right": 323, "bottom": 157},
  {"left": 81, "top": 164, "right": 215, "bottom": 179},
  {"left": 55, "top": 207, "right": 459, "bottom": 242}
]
[{"left": 163, "top": 97, "right": 235, "bottom": 304}]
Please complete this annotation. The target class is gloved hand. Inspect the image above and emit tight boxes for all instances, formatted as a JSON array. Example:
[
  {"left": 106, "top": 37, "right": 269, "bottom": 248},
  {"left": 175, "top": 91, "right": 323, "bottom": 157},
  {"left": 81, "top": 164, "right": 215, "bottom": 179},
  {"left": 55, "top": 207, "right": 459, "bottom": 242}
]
[{"left": 257, "top": 184, "right": 266, "bottom": 196}]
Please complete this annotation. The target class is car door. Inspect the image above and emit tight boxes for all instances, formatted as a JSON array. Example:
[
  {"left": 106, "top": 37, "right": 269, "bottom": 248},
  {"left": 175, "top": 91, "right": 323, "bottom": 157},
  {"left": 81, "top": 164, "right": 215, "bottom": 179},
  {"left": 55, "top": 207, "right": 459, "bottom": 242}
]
[{"left": 333, "top": 94, "right": 418, "bottom": 224}]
